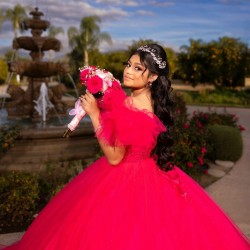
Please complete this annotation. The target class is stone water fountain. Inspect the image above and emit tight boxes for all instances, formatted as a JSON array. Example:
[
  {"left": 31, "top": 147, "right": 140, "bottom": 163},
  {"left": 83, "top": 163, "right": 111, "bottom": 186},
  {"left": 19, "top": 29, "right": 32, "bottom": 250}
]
[
  {"left": 5, "top": 7, "right": 71, "bottom": 120},
  {"left": 0, "top": 7, "right": 97, "bottom": 172}
]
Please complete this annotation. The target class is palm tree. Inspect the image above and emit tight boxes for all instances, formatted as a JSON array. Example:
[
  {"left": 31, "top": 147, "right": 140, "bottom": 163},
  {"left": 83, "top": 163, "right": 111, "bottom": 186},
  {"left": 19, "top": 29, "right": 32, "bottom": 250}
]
[
  {"left": 48, "top": 25, "right": 64, "bottom": 38},
  {"left": 68, "top": 15, "right": 112, "bottom": 66},
  {"left": 5, "top": 4, "right": 27, "bottom": 38},
  {"left": 0, "top": 8, "right": 5, "bottom": 30},
  {"left": 48, "top": 25, "right": 64, "bottom": 61}
]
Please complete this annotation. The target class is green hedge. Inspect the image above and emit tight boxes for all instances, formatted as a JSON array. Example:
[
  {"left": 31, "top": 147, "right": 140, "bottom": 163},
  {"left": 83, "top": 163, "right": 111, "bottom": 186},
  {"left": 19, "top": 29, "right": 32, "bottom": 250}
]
[
  {"left": 0, "top": 161, "right": 86, "bottom": 234},
  {"left": 207, "top": 124, "right": 243, "bottom": 161},
  {"left": 0, "top": 171, "right": 40, "bottom": 233},
  {"left": 178, "top": 88, "right": 250, "bottom": 107}
]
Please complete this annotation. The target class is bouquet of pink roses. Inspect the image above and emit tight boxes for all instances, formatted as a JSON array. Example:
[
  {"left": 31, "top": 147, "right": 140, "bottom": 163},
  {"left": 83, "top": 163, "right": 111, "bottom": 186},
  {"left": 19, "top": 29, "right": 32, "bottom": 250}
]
[{"left": 63, "top": 66, "right": 123, "bottom": 137}]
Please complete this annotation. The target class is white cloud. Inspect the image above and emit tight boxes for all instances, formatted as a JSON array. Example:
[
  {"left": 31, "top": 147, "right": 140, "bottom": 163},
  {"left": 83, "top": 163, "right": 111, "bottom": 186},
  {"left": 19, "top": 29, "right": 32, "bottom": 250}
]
[
  {"left": 0, "top": 0, "right": 249, "bottom": 56},
  {"left": 95, "top": 0, "right": 139, "bottom": 6},
  {"left": 136, "top": 10, "right": 155, "bottom": 16},
  {"left": 149, "top": 1, "right": 175, "bottom": 7},
  {"left": 99, "top": 38, "right": 131, "bottom": 52},
  {"left": 217, "top": 0, "right": 250, "bottom": 4}
]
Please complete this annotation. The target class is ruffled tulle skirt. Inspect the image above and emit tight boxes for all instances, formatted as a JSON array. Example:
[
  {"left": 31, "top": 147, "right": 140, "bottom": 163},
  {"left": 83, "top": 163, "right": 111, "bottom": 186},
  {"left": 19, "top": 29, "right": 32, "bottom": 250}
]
[{"left": 4, "top": 156, "right": 250, "bottom": 249}]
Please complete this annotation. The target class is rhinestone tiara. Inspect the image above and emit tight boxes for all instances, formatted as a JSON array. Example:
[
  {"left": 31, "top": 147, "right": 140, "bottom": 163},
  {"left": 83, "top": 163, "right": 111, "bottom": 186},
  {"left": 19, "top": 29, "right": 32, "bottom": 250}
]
[{"left": 137, "top": 45, "right": 167, "bottom": 69}]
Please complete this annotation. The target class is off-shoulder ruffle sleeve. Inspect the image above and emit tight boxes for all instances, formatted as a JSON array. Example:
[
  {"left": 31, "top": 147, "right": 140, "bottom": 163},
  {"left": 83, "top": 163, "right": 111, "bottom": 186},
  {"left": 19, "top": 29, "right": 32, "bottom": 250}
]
[{"left": 96, "top": 96, "right": 166, "bottom": 149}]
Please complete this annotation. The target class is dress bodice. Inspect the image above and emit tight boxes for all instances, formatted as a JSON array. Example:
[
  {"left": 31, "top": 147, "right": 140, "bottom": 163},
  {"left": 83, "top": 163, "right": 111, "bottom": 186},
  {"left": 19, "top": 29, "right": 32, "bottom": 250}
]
[
  {"left": 123, "top": 146, "right": 152, "bottom": 162},
  {"left": 97, "top": 96, "right": 166, "bottom": 151}
]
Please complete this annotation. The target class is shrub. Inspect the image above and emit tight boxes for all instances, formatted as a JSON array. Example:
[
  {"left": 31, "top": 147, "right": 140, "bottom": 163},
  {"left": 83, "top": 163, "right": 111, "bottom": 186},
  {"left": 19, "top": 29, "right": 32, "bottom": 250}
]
[
  {"left": 0, "top": 160, "right": 86, "bottom": 234},
  {"left": 171, "top": 95, "right": 244, "bottom": 179},
  {"left": 172, "top": 91, "right": 188, "bottom": 118},
  {"left": 177, "top": 88, "right": 250, "bottom": 106},
  {"left": 0, "top": 59, "right": 8, "bottom": 84},
  {"left": 206, "top": 125, "right": 243, "bottom": 161},
  {"left": 38, "top": 160, "right": 85, "bottom": 210},
  {"left": 189, "top": 111, "right": 240, "bottom": 129},
  {"left": 171, "top": 95, "right": 209, "bottom": 180},
  {"left": 171, "top": 115, "right": 209, "bottom": 180},
  {"left": 0, "top": 126, "right": 20, "bottom": 156},
  {"left": 0, "top": 171, "right": 40, "bottom": 233}
]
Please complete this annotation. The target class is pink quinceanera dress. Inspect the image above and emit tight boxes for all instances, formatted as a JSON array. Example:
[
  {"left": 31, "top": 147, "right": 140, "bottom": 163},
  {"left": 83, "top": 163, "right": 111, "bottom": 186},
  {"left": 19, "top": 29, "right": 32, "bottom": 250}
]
[{"left": 4, "top": 95, "right": 250, "bottom": 250}]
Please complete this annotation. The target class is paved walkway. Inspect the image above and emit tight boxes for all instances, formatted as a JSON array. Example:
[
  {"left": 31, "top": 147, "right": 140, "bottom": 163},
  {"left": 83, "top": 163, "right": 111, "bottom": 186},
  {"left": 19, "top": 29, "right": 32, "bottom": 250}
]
[
  {"left": 188, "top": 106, "right": 250, "bottom": 239},
  {"left": 0, "top": 105, "right": 249, "bottom": 246}
]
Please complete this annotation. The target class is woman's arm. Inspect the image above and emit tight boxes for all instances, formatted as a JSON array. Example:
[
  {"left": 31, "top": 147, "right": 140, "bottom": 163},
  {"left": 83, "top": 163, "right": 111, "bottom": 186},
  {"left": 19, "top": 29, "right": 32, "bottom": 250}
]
[{"left": 80, "top": 91, "right": 126, "bottom": 165}]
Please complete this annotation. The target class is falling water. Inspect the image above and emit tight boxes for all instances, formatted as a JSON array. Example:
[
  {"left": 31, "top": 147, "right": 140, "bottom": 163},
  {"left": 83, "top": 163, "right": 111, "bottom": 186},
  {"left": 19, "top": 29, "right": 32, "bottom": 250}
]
[
  {"left": 67, "top": 73, "right": 79, "bottom": 98},
  {"left": 10, "top": 49, "right": 17, "bottom": 61},
  {"left": 1, "top": 49, "right": 17, "bottom": 110},
  {"left": 0, "top": 72, "right": 14, "bottom": 109},
  {"left": 34, "top": 82, "right": 54, "bottom": 122},
  {"left": 33, "top": 82, "right": 63, "bottom": 124}
]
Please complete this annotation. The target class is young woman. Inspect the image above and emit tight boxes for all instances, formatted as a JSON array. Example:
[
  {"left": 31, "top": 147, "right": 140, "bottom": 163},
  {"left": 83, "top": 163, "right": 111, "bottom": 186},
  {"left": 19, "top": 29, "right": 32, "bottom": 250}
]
[{"left": 3, "top": 44, "right": 250, "bottom": 249}]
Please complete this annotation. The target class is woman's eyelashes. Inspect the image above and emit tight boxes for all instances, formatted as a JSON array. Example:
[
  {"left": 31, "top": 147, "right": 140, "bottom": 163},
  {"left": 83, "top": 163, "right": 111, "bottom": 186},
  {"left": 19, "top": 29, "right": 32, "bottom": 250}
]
[
  {"left": 123, "top": 61, "right": 131, "bottom": 67},
  {"left": 123, "top": 61, "right": 144, "bottom": 72}
]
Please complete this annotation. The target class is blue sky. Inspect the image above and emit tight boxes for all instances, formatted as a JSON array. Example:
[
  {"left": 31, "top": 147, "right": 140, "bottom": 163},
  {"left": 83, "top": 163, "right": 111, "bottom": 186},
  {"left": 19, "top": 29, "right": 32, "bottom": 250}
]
[{"left": 0, "top": 0, "right": 249, "bottom": 56}]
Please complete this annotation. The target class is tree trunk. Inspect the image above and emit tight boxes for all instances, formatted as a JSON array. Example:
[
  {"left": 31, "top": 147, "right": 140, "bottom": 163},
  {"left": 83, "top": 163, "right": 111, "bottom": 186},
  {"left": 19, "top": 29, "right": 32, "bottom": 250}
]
[
  {"left": 84, "top": 30, "right": 89, "bottom": 66},
  {"left": 84, "top": 49, "right": 89, "bottom": 66}
]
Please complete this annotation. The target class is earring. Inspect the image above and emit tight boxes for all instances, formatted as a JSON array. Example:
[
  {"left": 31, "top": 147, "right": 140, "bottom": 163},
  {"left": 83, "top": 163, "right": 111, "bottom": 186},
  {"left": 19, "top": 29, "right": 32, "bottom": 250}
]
[{"left": 147, "top": 82, "right": 152, "bottom": 87}]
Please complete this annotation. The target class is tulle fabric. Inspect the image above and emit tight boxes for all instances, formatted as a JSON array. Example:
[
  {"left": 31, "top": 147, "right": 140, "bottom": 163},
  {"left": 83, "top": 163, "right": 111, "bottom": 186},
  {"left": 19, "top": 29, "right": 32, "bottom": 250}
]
[
  {"left": 97, "top": 96, "right": 166, "bottom": 148},
  {"left": 4, "top": 97, "right": 250, "bottom": 250}
]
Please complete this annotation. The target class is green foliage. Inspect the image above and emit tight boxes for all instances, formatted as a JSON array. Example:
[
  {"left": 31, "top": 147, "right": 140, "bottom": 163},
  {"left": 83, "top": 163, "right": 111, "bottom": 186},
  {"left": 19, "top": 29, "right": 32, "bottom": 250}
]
[
  {"left": 0, "top": 171, "right": 40, "bottom": 233},
  {"left": 170, "top": 94, "right": 244, "bottom": 179},
  {"left": 48, "top": 25, "right": 64, "bottom": 38},
  {"left": 67, "top": 15, "right": 112, "bottom": 72},
  {"left": 37, "top": 160, "right": 85, "bottom": 210},
  {"left": 189, "top": 110, "right": 239, "bottom": 128},
  {"left": 0, "top": 59, "right": 8, "bottom": 84},
  {"left": 171, "top": 95, "right": 208, "bottom": 180},
  {"left": 0, "top": 126, "right": 20, "bottom": 156},
  {"left": 3, "top": 4, "right": 28, "bottom": 38},
  {"left": 4, "top": 49, "right": 16, "bottom": 62},
  {"left": 0, "top": 9, "right": 5, "bottom": 29},
  {"left": 178, "top": 88, "right": 250, "bottom": 107},
  {"left": 127, "top": 39, "right": 157, "bottom": 55},
  {"left": 0, "top": 160, "right": 87, "bottom": 233},
  {"left": 165, "top": 47, "right": 177, "bottom": 78},
  {"left": 104, "top": 50, "right": 128, "bottom": 81},
  {"left": 172, "top": 92, "right": 188, "bottom": 123},
  {"left": 206, "top": 125, "right": 243, "bottom": 161},
  {"left": 176, "top": 37, "right": 250, "bottom": 87},
  {"left": 67, "top": 37, "right": 177, "bottom": 87}
]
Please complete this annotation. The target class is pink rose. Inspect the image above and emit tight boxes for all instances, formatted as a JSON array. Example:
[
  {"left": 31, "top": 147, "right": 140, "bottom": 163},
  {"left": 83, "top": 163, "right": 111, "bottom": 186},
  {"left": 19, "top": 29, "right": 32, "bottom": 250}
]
[
  {"left": 79, "top": 66, "right": 97, "bottom": 84},
  {"left": 183, "top": 123, "right": 190, "bottom": 129},
  {"left": 201, "top": 147, "right": 207, "bottom": 154},
  {"left": 238, "top": 125, "right": 246, "bottom": 132},
  {"left": 198, "top": 156, "right": 204, "bottom": 165},
  {"left": 187, "top": 162, "right": 193, "bottom": 168},
  {"left": 86, "top": 75, "right": 103, "bottom": 94},
  {"left": 196, "top": 119, "right": 203, "bottom": 129},
  {"left": 176, "top": 108, "right": 181, "bottom": 114},
  {"left": 80, "top": 69, "right": 91, "bottom": 83}
]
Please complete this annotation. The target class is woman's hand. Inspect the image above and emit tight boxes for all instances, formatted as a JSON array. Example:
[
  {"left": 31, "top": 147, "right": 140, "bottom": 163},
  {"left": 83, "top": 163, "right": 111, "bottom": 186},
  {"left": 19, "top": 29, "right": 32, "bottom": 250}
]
[{"left": 80, "top": 91, "right": 100, "bottom": 118}]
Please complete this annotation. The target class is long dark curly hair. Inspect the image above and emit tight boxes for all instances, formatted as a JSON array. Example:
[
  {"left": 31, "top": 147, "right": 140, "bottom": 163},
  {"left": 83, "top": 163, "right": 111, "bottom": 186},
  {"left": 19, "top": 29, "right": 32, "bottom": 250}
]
[{"left": 131, "top": 44, "right": 174, "bottom": 171}]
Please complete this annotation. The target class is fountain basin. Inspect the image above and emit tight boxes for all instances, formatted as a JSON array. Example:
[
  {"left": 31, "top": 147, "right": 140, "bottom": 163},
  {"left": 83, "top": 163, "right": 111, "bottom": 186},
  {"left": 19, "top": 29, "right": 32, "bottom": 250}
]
[
  {"left": 13, "top": 36, "right": 61, "bottom": 52},
  {"left": 0, "top": 123, "right": 98, "bottom": 172},
  {"left": 8, "top": 61, "right": 70, "bottom": 78}
]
